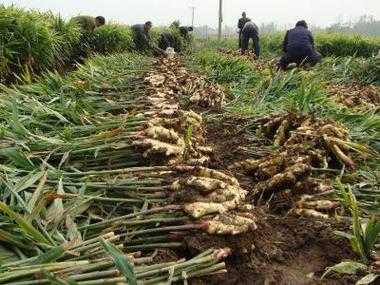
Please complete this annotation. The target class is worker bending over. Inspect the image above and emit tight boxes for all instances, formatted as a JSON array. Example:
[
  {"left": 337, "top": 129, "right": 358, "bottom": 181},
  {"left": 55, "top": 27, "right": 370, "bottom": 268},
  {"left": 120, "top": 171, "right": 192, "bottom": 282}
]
[
  {"left": 70, "top": 16, "right": 105, "bottom": 33},
  {"left": 179, "top": 26, "right": 194, "bottom": 39},
  {"left": 237, "top": 12, "right": 251, "bottom": 49},
  {"left": 132, "top": 22, "right": 164, "bottom": 54},
  {"left": 132, "top": 22, "right": 153, "bottom": 51},
  {"left": 158, "top": 33, "right": 177, "bottom": 51},
  {"left": 241, "top": 20, "right": 260, "bottom": 58},
  {"left": 70, "top": 16, "right": 105, "bottom": 60},
  {"left": 158, "top": 25, "right": 193, "bottom": 52},
  {"left": 279, "top": 20, "right": 322, "bottom": 70}
]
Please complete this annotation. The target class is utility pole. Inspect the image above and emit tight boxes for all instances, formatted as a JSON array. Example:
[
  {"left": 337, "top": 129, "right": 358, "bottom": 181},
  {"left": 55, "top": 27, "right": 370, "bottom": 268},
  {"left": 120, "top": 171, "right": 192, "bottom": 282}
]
[
  {"left": 190, "top": 6, "right": 195, "bottom": 27},
  {"left": 218, "top": 0, "right": 223, "bottom": 40}
]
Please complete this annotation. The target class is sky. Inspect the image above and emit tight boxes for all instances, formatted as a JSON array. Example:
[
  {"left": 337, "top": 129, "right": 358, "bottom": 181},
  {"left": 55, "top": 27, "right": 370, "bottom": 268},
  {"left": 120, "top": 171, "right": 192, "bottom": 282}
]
[{"left": 2, "top": 0, "right": 380, "bottom": 28}]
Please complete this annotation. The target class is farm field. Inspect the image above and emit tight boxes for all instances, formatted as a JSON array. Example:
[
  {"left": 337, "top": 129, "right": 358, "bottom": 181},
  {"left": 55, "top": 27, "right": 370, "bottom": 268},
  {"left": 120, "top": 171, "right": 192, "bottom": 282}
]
[{"left": 0, "top": 4, "right": 379, "bottom": 285}]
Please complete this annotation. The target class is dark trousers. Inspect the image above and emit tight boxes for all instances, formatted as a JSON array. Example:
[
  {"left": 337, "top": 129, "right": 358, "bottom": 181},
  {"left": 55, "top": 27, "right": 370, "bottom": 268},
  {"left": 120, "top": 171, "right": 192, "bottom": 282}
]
[
  {"left": 158, "top": 34, "right": 175, "bottom": 51},
  {"left": 238, "top": 31, "right": 242, "bottom": 48},
  {"left": 279, "top": 48, "right": 322, "bottom": 70},
  {"left": 241, "top": 31, "right": 260, "bottom": 57},
  {"left": 73, "top": 33, "right": 95, "bottom": 62},
  {"left": 133, "top": 33, "right": 149, "bottom": 51}
]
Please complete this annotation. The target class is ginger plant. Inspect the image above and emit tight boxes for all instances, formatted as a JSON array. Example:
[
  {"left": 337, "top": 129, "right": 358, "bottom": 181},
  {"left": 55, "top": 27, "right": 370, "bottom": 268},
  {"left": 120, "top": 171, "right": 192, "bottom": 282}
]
[
  {"left": 322, "top": 181, "right": 380, "bottom": 282},
  {"left": 336, "top": 181, "right": 380, "bottom": 264}
]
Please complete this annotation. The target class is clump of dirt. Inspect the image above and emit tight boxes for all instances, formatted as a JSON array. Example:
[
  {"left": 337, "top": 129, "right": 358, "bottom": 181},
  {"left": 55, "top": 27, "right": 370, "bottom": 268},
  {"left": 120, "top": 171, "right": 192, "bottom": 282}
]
[
  {"left": 327, "top": 83, "right": 380, "bottom": 110},
  {"left": 205, "top": 115, "right": 272, "bottom": 170},
  {"left": 186, "top": 207, "right": 357, "bottom": 285}
]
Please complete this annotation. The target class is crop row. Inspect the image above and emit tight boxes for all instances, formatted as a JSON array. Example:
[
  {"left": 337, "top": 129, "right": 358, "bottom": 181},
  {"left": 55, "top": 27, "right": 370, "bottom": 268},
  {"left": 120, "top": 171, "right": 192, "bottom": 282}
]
[
  {"left": 0, "top": 5, "right": 188, "bottom": 83},
  {"left": 204, "top": 32, "right": 380, "bottom": 58}
]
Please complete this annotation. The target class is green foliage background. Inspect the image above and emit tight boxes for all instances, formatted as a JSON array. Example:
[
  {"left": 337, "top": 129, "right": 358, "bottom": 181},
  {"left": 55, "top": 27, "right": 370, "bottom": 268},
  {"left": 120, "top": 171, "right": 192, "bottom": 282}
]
[{"left": 0, "top": 6, "right": 190, "bottom": 83}]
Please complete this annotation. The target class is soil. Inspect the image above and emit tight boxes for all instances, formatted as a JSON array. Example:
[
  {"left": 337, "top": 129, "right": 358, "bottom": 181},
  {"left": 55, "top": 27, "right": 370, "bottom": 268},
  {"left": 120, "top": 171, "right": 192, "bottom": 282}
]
[
  {"left": 327, "top": 83, "right": 380, "bottom": 110},
  {"left": 185, "top": 114, "right": 359, "bottom": 285},
  {"left": 186, "top": 207, "right": 356, "bottom": 285},
  {"left": 140, "top": 58, "right": 363, "bottom": 285},
  {"left": 205, "top": 115, "right": 272, "bottom": 169}
]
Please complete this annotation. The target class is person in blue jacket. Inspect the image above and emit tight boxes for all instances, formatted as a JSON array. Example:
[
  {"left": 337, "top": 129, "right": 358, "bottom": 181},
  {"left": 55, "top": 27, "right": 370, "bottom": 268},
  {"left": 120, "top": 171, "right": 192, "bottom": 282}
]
[{"left": 279, "top": 20, "right": 322, "bottom": 70}]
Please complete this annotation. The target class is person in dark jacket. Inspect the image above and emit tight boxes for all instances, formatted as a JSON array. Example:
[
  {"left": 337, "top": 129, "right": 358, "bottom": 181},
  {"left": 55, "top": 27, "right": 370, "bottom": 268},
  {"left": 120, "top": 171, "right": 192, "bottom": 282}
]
[
  {"left": 132, "top": 21, "right": 154, "bottom": 51},
  {"left": 70, "top": 16, "right": 105, "bottom": 33},
  {"left": 70, "top": 16, "right": 106, "bottom": 61},
  {"left": 179, "top": 26, "right": 194, "bottom": 38},
  {"left": 158, "top": 32, "right": 177, "bottom": 51},
  {"left": 238, "top": 12, "right": 251, "bottom": 48},
  {"left": 132, "top": 22, "right": 165, "bottom": 54},
  {"left": 241, "top": 21, "right": 260, "bottom": 58},
  {"left": 279, "top": 20, "right": 322, "bottom": 70}
]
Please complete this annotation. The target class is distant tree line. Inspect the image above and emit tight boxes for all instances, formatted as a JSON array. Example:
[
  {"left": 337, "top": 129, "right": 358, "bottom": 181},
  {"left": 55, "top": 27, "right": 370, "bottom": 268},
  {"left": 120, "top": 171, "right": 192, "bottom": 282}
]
[
  {"left": 326, "top": 15, "right": 380, "bottom": 37},
  {"left": 194, "top": 15, "right": 380, "bottom": 38}
]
